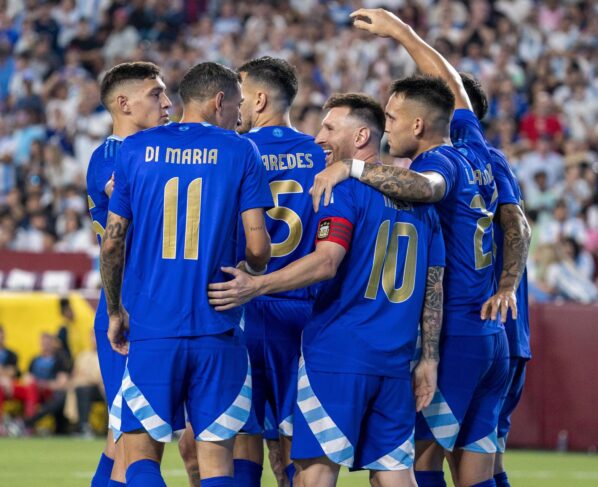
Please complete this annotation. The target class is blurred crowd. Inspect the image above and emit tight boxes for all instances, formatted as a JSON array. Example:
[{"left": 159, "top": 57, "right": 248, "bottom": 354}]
[{"left": 0, "top": 0, "right": 596, "bottom": 302}]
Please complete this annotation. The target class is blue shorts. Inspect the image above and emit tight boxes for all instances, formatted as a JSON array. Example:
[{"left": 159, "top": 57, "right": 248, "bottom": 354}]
[
  {"left": 497, "top": 357, "right": 527, "bottom": 452},
  {"left": 416, "top": 331, "right": 509, "bottom": 453},
  {"left": 291, "top": 358, "right": 415, "bottom": 471},
  {"left": 119, "top": 334, "right": 259, "bottom": 442},
  {"left": 243, "top": 298, "right": 309, "bottom": 438},
  {"left": 95, "top": 323, "right": 126, "bottom": 436}
]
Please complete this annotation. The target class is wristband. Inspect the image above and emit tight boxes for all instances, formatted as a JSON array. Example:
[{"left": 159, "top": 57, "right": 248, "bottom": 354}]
[
  {"left": 244, "top": 261, "right": 267, "bottom": 276},
  {"left": 350, "top": 159, "right": 365, "bottom": 179}
]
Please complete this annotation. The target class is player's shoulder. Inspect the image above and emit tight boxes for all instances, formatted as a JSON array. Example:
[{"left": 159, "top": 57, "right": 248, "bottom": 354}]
[{"left": 451, "top": 108, "right": 480, "bottom": 125}]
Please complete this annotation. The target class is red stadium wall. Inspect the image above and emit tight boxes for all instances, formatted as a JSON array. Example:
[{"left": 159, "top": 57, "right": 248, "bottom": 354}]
[{"left": 509, "top": 303, "right": 598, "bottom": 452}]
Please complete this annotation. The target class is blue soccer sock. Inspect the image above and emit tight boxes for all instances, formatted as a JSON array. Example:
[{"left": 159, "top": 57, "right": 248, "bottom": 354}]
[
  {"left": 202, "top": 476, "right": 234, "bottom": 487},
  {"left": 284, "top": 462, "right": 296, "bottom": 486},
  {"left": 126, "top": 459, "right": 166, "bottom": 487},
  {"left": 415, "top": 470, "right": 447, "bottom": 487},
  {"left": 470, "top": 479, "right": 496, "bottom": 487},
  {"left": 90, "top": 453, "right": 114, "bottom": 487},
  {"left": 494, "top": 472, "right": 511, "bottom": 487},
  {"left": 233, "top": 459, "right": 262, "bottom": 487},
  {"left": 107, "top": 482, "right": 126, "bottom": 487}
]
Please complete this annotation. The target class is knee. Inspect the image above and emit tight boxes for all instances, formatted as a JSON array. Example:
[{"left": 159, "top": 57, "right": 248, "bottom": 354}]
[{"left": 178, "top": 434, "right": 197, "bottom": 468}]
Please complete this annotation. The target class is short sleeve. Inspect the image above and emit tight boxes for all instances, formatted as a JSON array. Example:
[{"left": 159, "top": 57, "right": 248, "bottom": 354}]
[
  {"left": 427, "top": 208, "right": 446, "bottom": 267},
  {"left": 108, "top": 144, "right": 132, "bottom": 220},
  {"left": 410, "top": 152, "right": 457, "bottom": 201},
  {"left": 491, "top": 149, "right": 521, "bottom": 207},
  {"left": 314, "top": 180, "right": 357, "bottom": 251},
  {"left": 239, "top": 139, "right": 274, "bottom": 213},
  {"left": 450, "top": 109, "right": 488, "bottom": 152}
]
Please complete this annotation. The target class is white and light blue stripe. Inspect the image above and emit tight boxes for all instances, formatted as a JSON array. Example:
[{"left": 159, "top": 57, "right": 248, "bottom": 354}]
[
  {"left": 197, "top": 354, "right": 253, "bottom": 441},
  {"left": 279, "top": 414, "right": 293, "bottom": 437},
  {"left": 363, "top": 431, "right": 415, "bottom": 471},
  {"left": 297, "top": 357, "right": 354, "bottom": 467},
  {"left": 497, "top": 434, "right": 507, "bottom": 454},
  {"left": 108, "top": 385, "right": 123, "bottom": 441},
  {"left": 464, "top": 429, "right": 499, "bottom": 454},
  {"left": 121, "top": 366, "right": 173, "bottom": 442},
  {"left": 421, "top": 390, "right": 460, "bottom": 451}
]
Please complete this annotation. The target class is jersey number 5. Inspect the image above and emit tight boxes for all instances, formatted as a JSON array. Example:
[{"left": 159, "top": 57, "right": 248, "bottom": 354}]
[
  {"left": 162, "top": 177, "right": 202, "bottom": 260},
  {"left": 267, "top": 180, "right": 303, "bottom": 257},
  {"left": 365, "top": 220, "right": 418, "bottom": 303}
]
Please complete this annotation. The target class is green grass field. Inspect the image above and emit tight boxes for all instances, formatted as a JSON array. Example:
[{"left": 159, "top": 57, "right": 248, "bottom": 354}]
[{"left": 0, "top": 438, "right": 596, "bottom": 486}]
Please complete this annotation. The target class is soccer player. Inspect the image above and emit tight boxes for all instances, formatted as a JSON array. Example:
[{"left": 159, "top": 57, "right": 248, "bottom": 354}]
[
  {"left": 460, "top": 73, "right": 531, "bottom": 487},
  {"left": 233, "top": 56, "right": 326, "bottom": 487},
  {"left": 209, "top": 92, "right": 446, "bottom": 487},
  {"left": 100, "top": 62, "right": 273, "bottom": 487},
  {"left": 311, "top": 9, "right": 513, "bottom": 487},
  {"left": 87, "top": 61, "right": 171, "bottom": 487}
]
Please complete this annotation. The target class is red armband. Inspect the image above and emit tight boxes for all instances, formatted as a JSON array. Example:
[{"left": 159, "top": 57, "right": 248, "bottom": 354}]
[{"left": 315, "top": 217, "right": 353, "bottom": 251}]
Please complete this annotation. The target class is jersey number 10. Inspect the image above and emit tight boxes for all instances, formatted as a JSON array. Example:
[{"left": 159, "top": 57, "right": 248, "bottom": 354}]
[{"left": 365, "top": 220, "right": 418, "bottom": 303}]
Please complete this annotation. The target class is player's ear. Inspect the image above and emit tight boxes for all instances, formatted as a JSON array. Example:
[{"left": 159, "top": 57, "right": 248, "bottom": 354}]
[
  {"left": 214, "top": 91, "right": 225, "bottom": 114},
  {"left": 413, "top": 117, "right": 424, "bottom": 138},
  {"left": 354, "top": 126, "right": 371, "bottom": 149},
  {"left": 256, "top": 92, "right": 267, "bottom": 113},
  {"left": 116, "top": 95, "right": 131, "bottom": 114}
]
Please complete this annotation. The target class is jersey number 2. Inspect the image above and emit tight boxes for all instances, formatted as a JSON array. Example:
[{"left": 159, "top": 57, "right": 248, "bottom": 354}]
[
  {"left": 365, "top": 220, "right": 418, "bottom": 303},
  {"left": 162, "top": 177, "right": 202, "bottom": 260}
]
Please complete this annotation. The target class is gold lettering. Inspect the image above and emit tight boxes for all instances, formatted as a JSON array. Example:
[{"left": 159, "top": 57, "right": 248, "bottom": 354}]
[
  {"left": 193, "top": 149, "right": 202, "bottom": 164},
  {"left": 145, "top": 146, "right": 155, "bottom": 162},
  {"left": 166, "top": 148, "right": 181, "bottom": 164},
  {"left": 182, "top": 149, "right": 191, "bottom": 165},
  {"left": 208, "top": 149, "right": 218, "bottom": 164},
  {"left": 287, "top": 154, "right": 296, "bottom": 169},
  {"left": 305, "top": 153, "right": 313, "bottom": 168},
  {"left": 279, "top": 154, "right": 287, "bottom": 170},
  {"left": 261, "top": 154, "right": 269, "bottom": 170},
  {"left": 269, "top": 155, "right": 278, "bottom": 171}
]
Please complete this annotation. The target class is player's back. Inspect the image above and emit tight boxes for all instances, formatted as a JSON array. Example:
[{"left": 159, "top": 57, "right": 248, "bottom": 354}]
[
  {"left": 305, "top": 178, "right": 444, "bottom": 379},
  {"left": 109, "top": 122, "right": 272, "bottom": 341},
  {"left": 490, "top": 147, "right": 531, "bottom": 359},
  {"left": 241, "top": 126, "right": 326, "bottom": 300}
]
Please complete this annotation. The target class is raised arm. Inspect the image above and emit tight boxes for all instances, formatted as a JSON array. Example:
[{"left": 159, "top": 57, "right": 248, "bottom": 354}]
[
  {"left": 351, "top": 8, "right": 472, "bottom": 110},
  {"left": 208, "top": 242, "right": 346, "bottom": 311},
  {"left": 413, "top": 266, "right": 443, "bottom": 412},
  {"left": 240, "top": 208, "right": 271, "bottom": 274},
  {"left": 100, "top": 211, "right": 129, "bottom": 355},
  {"left": 310, "top": 160, "right": 445, "bottom": 212},
  {"left": 481, "top": 204, "right": 531, "bottom": 321}
]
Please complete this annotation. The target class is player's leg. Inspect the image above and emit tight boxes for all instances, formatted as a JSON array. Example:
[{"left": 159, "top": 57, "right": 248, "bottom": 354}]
[
  {"left": 179, "top": 423, "right": 201, "bottom": 487},
  {"left": 123, "top": 431, "right": 166, "bottom": 486},
  {"left": 188, "top": 332, "right": 260, "bottom": 486},
  {"left": 453, "top": 332, "right": 510, "bottom": 487},
  {"left": 295, "top": 456, "right": 340, "bottom": 487},
  {"left": 370, "top": 469, "right": 417, "bottom": 487},
  {"left": 414, "top": 439, "right": 446, "bottom": 486},
  {"left": 266, "top": 438, "right": 287, "bottom": 486},
  {"left": 233, "top": 433, "right": 264, "bottom": 486},
  {"left": 280, "top": 435, "right": 294, "bottom": 486},
  {"left": 493, "top": 358, "right": 527, "bottom": 487}
]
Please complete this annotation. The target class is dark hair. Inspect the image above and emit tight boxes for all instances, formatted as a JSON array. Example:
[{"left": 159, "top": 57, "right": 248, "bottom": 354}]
[
  {"left": 179, "top": 62, "right": 240, "bottom": 104},
  {"left": 100, "top": 61, "right": 162, "bottom": 108},
  {"left": 390, "top": 75, "right": 455, "bottom": 123},
  {"left": 460, "top": 72, "right": 488, "bottom": 120},
  {"left": 239, "top": 56, "right": 298, "bottom": 107},
  {"left": 324, "top": 93, "right": 386, "bottom": 139}
]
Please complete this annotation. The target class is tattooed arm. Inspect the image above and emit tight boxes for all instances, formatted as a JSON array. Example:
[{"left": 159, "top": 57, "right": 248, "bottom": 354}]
[
  {"left": 310, "top": 160, "right": 445, "bottom": 212},
  {"left": 413, "top": 266, "right": 444, "bottom": 412},
  {"left": 481, "top": 203, "right": 531, "bottom": 322},
  {"left": 241, "top": 208, "right": 271, "bottom": 273},
  {"left": 100, "top": 211, "right": 130, "bottom": 354}
]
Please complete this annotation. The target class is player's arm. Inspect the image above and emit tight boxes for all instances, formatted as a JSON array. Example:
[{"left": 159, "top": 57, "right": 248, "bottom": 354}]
[
  {"left": 240, "top": 208, "right": 271, "bottom": 274},
  {"left": 351, "top": 8, "right": 472, "bottom": 110},
  {"left": 208, "top": 242, "right": 346, "bottom": 311},
  {"left": 413, "top": 266, "right": 444, "bottom": 412},
  {"left": 481, "top": 204, "right": 531, "bottom": 322},
  {"left": 311, "top": 161, "right": 445, "bottom": 212},
  {"left": 100, "top": 211, "right": 130, "bottom": 355}
]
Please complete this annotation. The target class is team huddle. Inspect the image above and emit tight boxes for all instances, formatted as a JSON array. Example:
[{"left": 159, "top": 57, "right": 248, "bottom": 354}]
[{"left": 87, "top": 8, "right": 530, "bottom": 487}]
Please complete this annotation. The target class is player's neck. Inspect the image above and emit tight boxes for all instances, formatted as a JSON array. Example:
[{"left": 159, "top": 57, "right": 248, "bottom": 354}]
[
  {"left": 354, "top": 146, "right": 380, "bottom": 165},
  {"left": 112, "top": 120, "right": 142, "bottom": 139},
  {"left": 414, "top": 135, "right": 452, "bottom": 159},
  {"left": 253, "top": 111, "right": 291, "bottom": 129}
]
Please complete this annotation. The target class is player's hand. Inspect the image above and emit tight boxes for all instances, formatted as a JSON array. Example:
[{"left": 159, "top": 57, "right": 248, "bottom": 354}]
[
  {"left": 309, "top": 161, "right": 350, "bottom": 212},
  {"left": 104, "top": 173, "right": 115, "bottom": 198},
  {"left": 350, "top": 8, "right": 408, "bottom": 38},
  {"left": 208, "top": 266, "right": 260, "bottom": 311},
  {"left": 412, "top": 359, "right": 438, "bottom": 412},
  {"left": 480, "top": 288, "right": 517, "bottom": 323},
  {"left": 108, "top": 308, "right": 129, "bottom": 355}
]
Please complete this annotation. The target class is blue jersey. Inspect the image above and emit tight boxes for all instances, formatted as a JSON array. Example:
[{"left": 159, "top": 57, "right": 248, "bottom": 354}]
[
  {"left": 109, "top": 122, "right": 273, "bottom": 341},
  {"left": 86, "top": 136, "right": 123, "bottom": 331},
  {"left": 305, "top": 178, "right": 445, "bottom": 379},
  {"left": 490, "top": 148, "right": 531, "bottom": 359},
  {"left": 413, "top": 109, "right": 500, "bottom": 336},
  {"left": 239, "top": 126, "right": 326, "bottom": 301}
]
